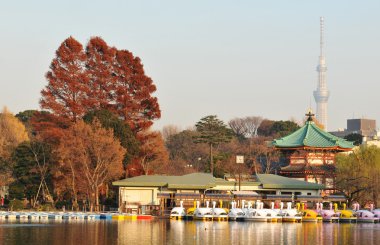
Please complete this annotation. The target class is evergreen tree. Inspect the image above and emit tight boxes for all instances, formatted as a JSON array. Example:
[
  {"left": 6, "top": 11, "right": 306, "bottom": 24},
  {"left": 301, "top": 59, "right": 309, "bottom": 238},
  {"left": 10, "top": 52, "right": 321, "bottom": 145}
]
[{"left": 194, "top": 115, "right": 233, "bottom": 175}]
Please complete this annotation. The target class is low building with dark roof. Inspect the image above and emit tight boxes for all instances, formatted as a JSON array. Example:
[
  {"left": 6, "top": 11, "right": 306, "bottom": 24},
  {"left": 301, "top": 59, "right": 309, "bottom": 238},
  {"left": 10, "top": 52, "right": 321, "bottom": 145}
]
[{"left": 112, "top": 172, "right": 338, "bottom": 213}]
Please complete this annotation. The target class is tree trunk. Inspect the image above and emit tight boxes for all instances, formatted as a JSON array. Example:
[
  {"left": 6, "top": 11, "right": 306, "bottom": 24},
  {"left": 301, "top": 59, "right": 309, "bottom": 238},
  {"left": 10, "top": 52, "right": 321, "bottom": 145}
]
[
  {"left": 95, "top": 185, "right": 99, "bottom": 212},
  {"left": 209, "top": 143, "right": 213, "bottom": 176},
  {"left": 374, "top": 176, "right": 379, "bottom": 207},
  {"left": 253, "top": 159, "right": 258, "bottom": 174},
  {"left": 72, "top": 198, "right": 79, "bottom": 211},
  {"left": 69, "top": 163, "right": 79, "bottom": 211},
  {"left": 373, "top": 192, "right": 378, "bottom": 208}
]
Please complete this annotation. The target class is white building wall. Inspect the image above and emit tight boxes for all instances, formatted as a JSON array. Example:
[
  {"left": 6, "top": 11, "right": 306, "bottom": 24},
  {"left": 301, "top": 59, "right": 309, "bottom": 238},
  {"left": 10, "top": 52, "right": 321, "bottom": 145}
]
[{"left": 119, "top": 187, "right": 159, "bottom": 206}]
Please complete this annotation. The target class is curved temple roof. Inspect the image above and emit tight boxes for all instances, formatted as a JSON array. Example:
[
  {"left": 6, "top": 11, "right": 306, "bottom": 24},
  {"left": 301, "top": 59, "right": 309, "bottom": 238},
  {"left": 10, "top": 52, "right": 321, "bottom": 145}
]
[{"left": 273, "top": 121, "right": 354, "bottom": 151}]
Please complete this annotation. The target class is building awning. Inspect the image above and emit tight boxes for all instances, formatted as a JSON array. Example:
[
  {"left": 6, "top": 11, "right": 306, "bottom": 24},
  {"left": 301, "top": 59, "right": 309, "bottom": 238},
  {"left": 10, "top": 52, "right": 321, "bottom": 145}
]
[{"left": 232, "top": 191, "right": 259, "bottom": 195}]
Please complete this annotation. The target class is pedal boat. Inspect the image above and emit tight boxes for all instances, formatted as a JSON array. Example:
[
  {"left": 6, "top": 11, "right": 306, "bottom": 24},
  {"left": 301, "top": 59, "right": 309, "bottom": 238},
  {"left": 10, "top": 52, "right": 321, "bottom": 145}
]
[
  {"left": 170, "top": 207, "right": 186, "bottom": 220},
  {"left": 281, "top": 209, "right": 302, "bottom": 223},
  {"left": 372, "top": 209, "right": 380, "bottom": 222},
  {"left": 244, "top": 209, "right": 269, "bottom": 222},
  {"left": 212, "top": 208, "right": 228, "bottom": 221},
  {"left": 302, "top": 209, "right": 322, "bottom": 222},
  {"left": 356, "top": 210, "right": 379, "bottom": 223},
  {"left": 193, "top": 208, "right": 213, "bottom": 221},
  {"left": 319, "top": 210, "right": 340, "bottom": 222},
  {"left": 185, "top": 207, "right": 195, "bottom": 220},
  {"left": 339, "top": 210, "right": 357, "bottom": 223},
  {"left": 228, "top": 208, "right": 245, "bottom": 221}
]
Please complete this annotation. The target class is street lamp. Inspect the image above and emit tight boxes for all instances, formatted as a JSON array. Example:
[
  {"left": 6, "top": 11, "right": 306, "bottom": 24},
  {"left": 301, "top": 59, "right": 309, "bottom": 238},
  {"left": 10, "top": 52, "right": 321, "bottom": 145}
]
[{"left": 236, "top": 155, "right": 244, "bottom": 191}]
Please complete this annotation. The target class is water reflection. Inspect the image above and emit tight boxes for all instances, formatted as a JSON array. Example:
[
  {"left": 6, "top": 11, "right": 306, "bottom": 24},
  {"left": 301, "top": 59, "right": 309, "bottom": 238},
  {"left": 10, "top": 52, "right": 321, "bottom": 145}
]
[{"left": 1, "top": 219, "right": 380, "bottom": 245}]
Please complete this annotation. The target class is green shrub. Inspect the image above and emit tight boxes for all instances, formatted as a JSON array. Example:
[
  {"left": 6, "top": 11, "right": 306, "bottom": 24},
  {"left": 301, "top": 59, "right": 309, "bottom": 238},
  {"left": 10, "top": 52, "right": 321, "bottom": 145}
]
[
  {"left": 55, "top": 200, "right": 69, "bottom": 209},
  {"left": 9, "top": 199, "right": 24, "bottom": 210},
  {"left": 40, "top": 203, "right": 53, "bottom": 211},
  {"left": 103, "top": 197, "right": 117, "bottom": 207}
]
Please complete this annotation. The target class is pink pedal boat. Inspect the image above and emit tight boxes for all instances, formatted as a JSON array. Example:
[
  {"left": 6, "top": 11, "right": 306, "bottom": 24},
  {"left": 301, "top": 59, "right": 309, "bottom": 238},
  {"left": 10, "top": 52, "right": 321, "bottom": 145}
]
[
  {"left": 371, "top": 209, "right": 380, "bottom": 220},
  {"left": 319, "top": 210, "right": 340, "bottom": 222},
  {"left": 355, "top": 210, "right": 379, "bottom": 223}
]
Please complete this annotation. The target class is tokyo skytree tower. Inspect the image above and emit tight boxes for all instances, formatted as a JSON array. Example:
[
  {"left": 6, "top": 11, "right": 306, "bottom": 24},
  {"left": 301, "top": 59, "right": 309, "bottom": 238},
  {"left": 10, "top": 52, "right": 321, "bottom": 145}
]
[{"left": 313, "top": 17, "right": 329, "bottom": 130}]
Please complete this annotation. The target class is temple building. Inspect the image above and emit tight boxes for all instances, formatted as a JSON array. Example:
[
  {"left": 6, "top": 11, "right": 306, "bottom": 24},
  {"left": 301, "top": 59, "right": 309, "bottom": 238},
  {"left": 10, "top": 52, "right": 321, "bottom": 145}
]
[{"left": 273, "top": 111, "right": 354, "bottom": 192}]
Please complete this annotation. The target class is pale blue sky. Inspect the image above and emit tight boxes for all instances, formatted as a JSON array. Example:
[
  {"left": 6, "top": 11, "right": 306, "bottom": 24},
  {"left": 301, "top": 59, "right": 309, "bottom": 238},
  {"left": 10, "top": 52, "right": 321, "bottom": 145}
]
[{"left": 0, "top": 1, "right": 379, "bottom": 131}]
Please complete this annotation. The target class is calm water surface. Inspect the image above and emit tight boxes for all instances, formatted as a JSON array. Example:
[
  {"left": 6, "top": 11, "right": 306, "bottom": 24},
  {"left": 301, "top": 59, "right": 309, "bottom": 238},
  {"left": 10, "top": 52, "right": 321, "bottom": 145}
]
[{"left": 0, "top": 219, "right": 379, "bottom": 245}]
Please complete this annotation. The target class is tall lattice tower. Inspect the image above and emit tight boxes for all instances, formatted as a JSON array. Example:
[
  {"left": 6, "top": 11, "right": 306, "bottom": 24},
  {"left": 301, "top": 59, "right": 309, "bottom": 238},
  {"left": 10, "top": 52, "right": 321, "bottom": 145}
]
[{"left": 313, "top": 17, "right": 329, "bottom": 130}]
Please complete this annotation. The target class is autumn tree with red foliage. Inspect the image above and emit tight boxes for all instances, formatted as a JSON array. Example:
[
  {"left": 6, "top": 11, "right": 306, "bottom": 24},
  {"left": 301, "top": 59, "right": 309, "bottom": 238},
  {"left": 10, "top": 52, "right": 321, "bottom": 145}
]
[
  {"left": 40, "top": 36, "right": 160, "bottom": 134},
  {"left": 86, "top": 37, "right": 117, "bottom": 110},
  {"left": 113, "top": 50, "right": 160, "bottom": 132},
  {"left": 31, "top": 112, "right": 70, "bottom": 145},
  {"left": 38, "top": 36, "right": 162, "bottom": 186},
  {"left": 138, "top": 130, "right": 169, "bottom": 175},
  {"left": 41, "top": 37, "right": 89, "bottom": 122}
]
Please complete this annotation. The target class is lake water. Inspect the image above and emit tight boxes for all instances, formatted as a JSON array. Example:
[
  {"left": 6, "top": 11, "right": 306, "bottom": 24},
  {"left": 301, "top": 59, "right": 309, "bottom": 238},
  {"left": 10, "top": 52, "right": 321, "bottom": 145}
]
[{"left": 1, "top": 219, "right": 379, "bottom": 245}]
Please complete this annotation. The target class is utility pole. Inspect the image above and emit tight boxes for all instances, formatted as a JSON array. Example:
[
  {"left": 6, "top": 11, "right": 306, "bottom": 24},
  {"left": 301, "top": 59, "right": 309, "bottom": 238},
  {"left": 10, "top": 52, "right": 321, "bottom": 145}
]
[{"left": 236, "top": 155, "right": 244, "bottom": 191}]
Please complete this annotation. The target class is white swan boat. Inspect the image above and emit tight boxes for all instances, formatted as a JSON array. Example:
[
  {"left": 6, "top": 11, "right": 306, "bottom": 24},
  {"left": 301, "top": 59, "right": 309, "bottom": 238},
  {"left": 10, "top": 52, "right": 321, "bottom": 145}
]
[
  {"left": 212, "top": 208, "right": 228, "bottom": 221},
  {"left": 193, "top": 201, "right": 213, "bottom": 221},
  {"left": 170, "top": 201, "right": 186, "bottom": 220},
  {"left": 281, "top": 209, "right": 302, "bottom": 222},
  {"left": 48, "top": 213, "right": 63, "bottom": 220},
  {"left": 228, "top": 201, "right": 245, "bottom": 221},
  {"left": 0, "top": 212, "right": 7, "bottom": 219},
  {"left": 28, "top": 212, "right": 40, "bottom": 220},
  {"left": 6, "top": 212, "right": 17, "bottom": 220},
  {"left": 16, "top": 212, "right": 29, "bottom": 219},
  {"left": 242, "top": 200, "right": 271, "bottom": 222}
]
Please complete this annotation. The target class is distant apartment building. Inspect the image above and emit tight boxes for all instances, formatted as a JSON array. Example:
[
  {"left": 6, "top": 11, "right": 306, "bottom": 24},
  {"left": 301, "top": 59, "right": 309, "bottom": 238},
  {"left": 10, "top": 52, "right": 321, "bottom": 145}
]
[{"left": 330, "top": 119, "right": 378, "bottom": 142}]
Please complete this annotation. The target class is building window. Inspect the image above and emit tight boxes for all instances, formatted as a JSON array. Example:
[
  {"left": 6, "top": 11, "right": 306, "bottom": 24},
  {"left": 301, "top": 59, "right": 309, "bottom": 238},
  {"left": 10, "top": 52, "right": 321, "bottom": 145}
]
[{"left": 281, "top": 192, "right": 292, "bottom": 195}]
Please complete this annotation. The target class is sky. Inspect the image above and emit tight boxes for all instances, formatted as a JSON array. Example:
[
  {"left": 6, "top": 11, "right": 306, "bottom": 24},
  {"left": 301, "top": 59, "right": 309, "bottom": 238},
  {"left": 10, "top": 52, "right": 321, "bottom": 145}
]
[{"left": 0, "top": 0, "right": 379, "bottom": 131}]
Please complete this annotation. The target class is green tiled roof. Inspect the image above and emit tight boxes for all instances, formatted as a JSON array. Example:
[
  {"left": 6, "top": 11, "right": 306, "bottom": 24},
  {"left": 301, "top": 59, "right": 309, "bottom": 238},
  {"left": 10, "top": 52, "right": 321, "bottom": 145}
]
[
  {"left": 273, "top": 121, "right": 354, "bottom": 150},
  {"left": 113, "top": 173, "right": 217, "bottom": 189},
  {"left": 113, "top": 172, "right": 323, "bottom": 190},
  {"left": 281, "top": 164, "right": 335, "bottom": 173},
  {"left": 256, "top": 174, "right": 324, "bottom": 190}
]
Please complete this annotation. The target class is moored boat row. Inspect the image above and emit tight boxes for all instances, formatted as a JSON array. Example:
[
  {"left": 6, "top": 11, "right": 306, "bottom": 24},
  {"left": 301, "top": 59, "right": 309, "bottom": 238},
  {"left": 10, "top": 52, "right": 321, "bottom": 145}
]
[
  {"left": 169, "top": 200, "right": 380, "bottom": 223},
  {"left": 0, "top": 211, "right": 153, "bottom": 221}
]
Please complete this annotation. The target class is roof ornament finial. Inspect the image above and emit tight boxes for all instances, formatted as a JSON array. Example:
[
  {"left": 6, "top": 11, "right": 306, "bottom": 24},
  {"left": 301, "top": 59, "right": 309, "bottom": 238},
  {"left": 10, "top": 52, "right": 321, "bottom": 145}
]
[{"left": 306, "top": 109, "right": 315, "bottom": 122}]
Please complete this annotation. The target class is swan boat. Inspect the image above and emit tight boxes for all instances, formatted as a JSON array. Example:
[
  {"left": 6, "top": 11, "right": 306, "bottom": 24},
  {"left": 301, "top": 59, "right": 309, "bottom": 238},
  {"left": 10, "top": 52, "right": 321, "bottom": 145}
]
[
  {"left": 281, "top": 209, "right": 302, "bottom": 223},
  {"left": 339, "top": 210, "right": 357, "bottom": 223},
  {"left": 193, "top": 201, "right": 213, "bottom": 221},
  {"left": 212, "top": 208, "right": 228, "bottom": 221},
  {"left": 170, "top": 201, "right": 187, "bottom": 220},
  {"left": 302, "top": 209, "right": 322, "bottom": 222},
  {"left": 355, "top": 210, "right": 379, "bottom": 223},
  {"left": 319, "top": 210, "right": 340, "bottom": 222}
]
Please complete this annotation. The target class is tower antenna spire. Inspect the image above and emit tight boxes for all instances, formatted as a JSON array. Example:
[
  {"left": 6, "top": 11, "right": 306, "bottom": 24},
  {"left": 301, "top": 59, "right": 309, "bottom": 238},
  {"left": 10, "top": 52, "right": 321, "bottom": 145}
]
[
  {"left": 320, "top": 17, "right": 324, "bottom": 56},
  {"left": 313, "top": 16, "right": 330, "bottom": 130}
]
